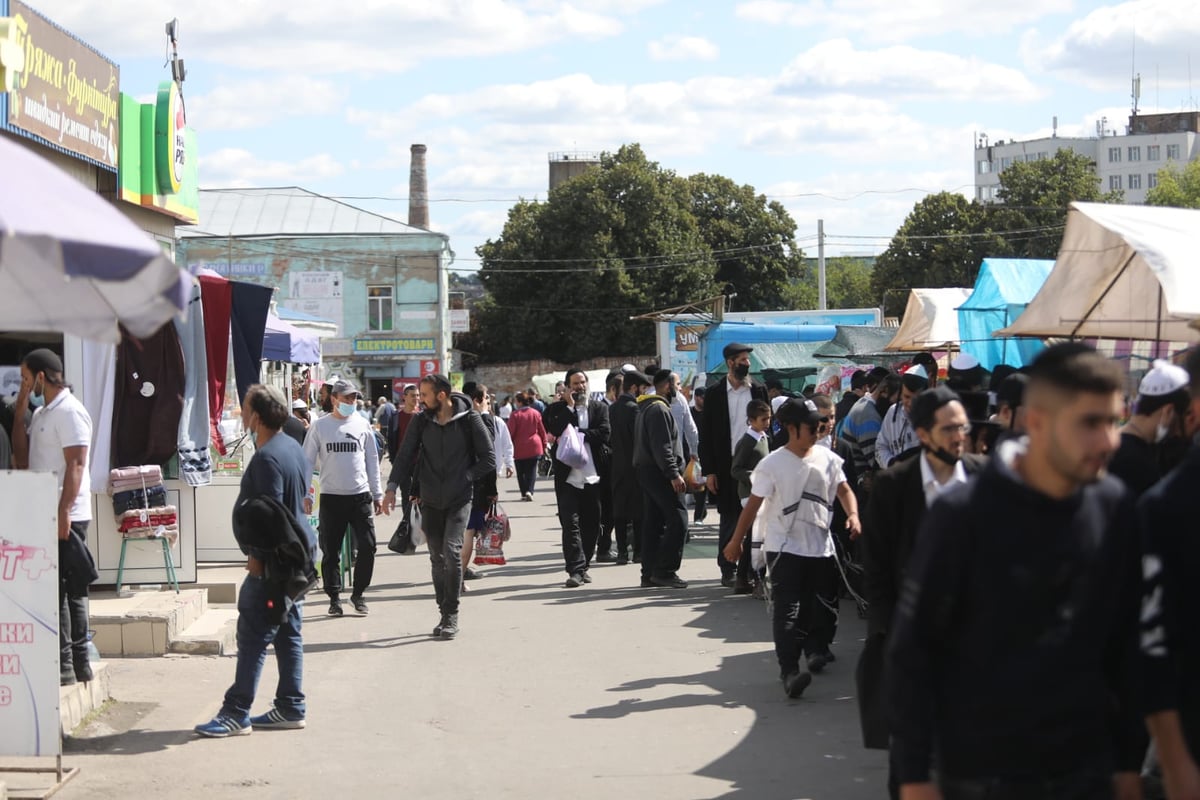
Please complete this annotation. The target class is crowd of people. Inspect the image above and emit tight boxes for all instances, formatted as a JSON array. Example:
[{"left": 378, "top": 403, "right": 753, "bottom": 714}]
[{"left": 104, "top": 346, "right": 1194, "bottom": 800}]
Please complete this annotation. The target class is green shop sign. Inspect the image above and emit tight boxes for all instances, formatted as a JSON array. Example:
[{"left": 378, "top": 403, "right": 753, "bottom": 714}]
[
  {"left": 353, "top": 338, "right": 436, "bottom": 355},
  {"left": 117, "top": 81, "right": 198, "bottom": 223}
]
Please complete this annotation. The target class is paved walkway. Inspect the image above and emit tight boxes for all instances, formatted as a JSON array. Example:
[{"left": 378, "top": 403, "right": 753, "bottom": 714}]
[{"left": 56, "top": 481, "right": 886, "bottom": 799}]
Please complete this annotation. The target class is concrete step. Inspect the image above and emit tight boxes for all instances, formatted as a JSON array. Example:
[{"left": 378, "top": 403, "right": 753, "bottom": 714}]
[
  {"left": 170, "top": 607, "right": 239, "bottom": 656},
  {"left": 61, "top": 661, "right": 112, "bottom": 735},
  {"left": 89, "top": 588, "right": 209, "bottom": 657}
]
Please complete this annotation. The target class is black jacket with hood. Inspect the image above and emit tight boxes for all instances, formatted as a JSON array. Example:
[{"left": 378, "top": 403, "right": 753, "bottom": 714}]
[
  {"left": 633, "top": 393, "right": 683, "bottom": 481},
  {"left": 387, "top": 391, "right": 496, "bottom": 510}
]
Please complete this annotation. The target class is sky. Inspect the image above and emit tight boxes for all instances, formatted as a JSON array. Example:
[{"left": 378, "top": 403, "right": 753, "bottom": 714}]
[{"left": 30, "top": 0, "right": 1200, "bottom": 268}]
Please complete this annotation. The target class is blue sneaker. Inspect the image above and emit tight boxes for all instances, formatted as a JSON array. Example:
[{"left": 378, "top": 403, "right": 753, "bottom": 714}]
[
  {"left": 250, "top": 707, "right": 306, "bottom": 730},
  {"left": 194, "top": 714, "right": 251, "bottom": 738}
]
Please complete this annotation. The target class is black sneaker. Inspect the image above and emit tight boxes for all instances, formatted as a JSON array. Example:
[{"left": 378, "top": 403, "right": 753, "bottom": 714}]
[
  {"left": 720, "top": 574, "right": 735, "bottom": 588},
  {"left": 595, "top": 550, "right": 615, "bottom": 563},
  {"left": 464, "top": 568, "right": 482, "bottom": 580},
  {"left": 60, "top": 671, "right": 77, "bottom": 687},
  {"left": 75, "top": 663, "right": 94, "bottom": 683},
  {"left": 639, "top": 576, "right": 655, "bottom": 588},
  {"left": 615, "top": 553, "right": 629, "bottom": 566},
  {"left": 783, "top": 671, "right": 812, "bottom": 698},
  {"left": 440, "top": 614, "right": 459, "bottom": 639},
  {"left": 580, "top": 572, "right": 593, "bottom": 584},
  {"left": 351, "top": 596, "right": 369, "bottom": 616},
  {"left": 328, "top": 599, "right": 344, "bottom": 617},
  {"left": 564, "top": 573, "right": 584, "bottom": 588},
  {"left": 432, "top": 615, "right": 446, "bottom": 637},
  {"left": 651, "top": 574, "right": 688, "bottom": 589},
  {"left": 732, "top": 576, "right": 753, "bottom": 595}
]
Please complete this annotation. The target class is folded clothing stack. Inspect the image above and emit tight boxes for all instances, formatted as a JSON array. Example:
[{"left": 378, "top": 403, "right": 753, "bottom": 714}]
[
  {"left": 109, "top": 466, "right": 171, "bottom": 538},
  {"left": 117, "top": 505, "right": 179, "bottom": 544}
]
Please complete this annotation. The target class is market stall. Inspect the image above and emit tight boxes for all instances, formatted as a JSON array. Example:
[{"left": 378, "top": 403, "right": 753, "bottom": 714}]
[
  {"left": 957, "top": 258, "right": 1053, "bottom": 369},
  {"left": 884, "top": 288, "right": 973, "bottom": 352}
]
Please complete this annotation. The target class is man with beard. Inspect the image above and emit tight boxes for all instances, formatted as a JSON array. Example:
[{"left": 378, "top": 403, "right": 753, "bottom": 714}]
[
  {"left": 609, "top": 370, "right": 651, "bottom": 566},
  {"left": 698, "top": 343, "right": 769, "bottom": 591},
  {"left": 315, "top": 375, "right": 339, "bottom": 417},
  {"left": 543, "top": 369, "right": 611, "bottom": 588},
  {"left": 634, "top": 369, "right": 690, "bottom": 589},
  {"left": 887, "top": 344, "right": 1142, "bottom": 800},
  {"left": 857, "top": 386, "right": 986, "bottom": 796},
  {"left": 1140, "top": 347, "right": 1200, "bottom": 799}
]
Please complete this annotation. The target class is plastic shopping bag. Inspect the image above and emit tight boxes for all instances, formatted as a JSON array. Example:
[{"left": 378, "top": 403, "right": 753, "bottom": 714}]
[
  {"left": 473, "top": 529, "right": 506, "bottom": 565},
  {"left": 555, "top": 424, "right": 591, "bottom": 470},
  {"left": 486, "top": 502, "right": 511, "bottom": 543}
]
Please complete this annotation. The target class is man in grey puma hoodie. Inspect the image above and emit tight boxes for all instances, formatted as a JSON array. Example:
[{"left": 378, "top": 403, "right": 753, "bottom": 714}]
[{"left": 384, "top": 374, "right": 494, "bottom": 639}]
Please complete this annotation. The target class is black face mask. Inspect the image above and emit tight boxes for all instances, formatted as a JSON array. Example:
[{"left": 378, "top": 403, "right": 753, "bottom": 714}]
[
  {"left": 732, "top": 364, "right": 750, "bottom": 380},
  {"left": 923, "top": 443, "right": 960, "bottom": 466}
]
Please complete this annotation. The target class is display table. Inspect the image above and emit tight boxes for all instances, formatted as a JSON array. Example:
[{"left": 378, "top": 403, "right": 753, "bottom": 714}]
[{"left": 194, "top": 475, "right": 244, "bottom": 562}]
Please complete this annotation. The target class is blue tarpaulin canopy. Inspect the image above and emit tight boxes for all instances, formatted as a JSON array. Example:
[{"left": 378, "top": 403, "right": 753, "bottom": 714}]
[
  {"left": 958, "top": 258, "right": 1053, "bottom": 369},
  {"left": 263, "top": 313, "right": 321, "bottom": 364},
  {"left": 698, "top": 322, "right": 837, "bottom": 373}
]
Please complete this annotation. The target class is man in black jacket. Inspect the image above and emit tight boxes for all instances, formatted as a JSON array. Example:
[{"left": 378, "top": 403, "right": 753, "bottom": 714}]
[
  {"left": 857, "top": 387, "right": 986, "bottom": 795},
  {"left": 543, "top": 369, "right": 611, "bottom": 588},
  {"left": 886, "top": 344, "right": 1143, "bottom": 800},
  {"left": 609, "top": 370, "right": 651, "bottom": 566},
  {"left": 698, "top": 343, "right": 768, "bottom": 591},
  {"left": 383, "top": 374, "right": 495, "bottom": 640},
  {"left": 633, "top": 370, "right": 689, "bottom": 589},
  {"left": 1139, "top": 346, "right": 1200, "bottom": 798}
]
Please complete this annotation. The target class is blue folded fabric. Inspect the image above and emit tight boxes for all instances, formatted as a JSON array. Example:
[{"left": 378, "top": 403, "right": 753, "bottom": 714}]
[{"left": 112, "top": 485, "right": 168, "bottom": 514}]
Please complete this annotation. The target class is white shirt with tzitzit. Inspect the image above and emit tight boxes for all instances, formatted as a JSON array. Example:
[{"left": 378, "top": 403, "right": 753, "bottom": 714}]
[{"left": 750, "top": 446, "right": 845, "bottom": 559}]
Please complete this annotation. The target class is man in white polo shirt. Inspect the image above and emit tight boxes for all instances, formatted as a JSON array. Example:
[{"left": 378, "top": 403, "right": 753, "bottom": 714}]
[{"left": 12, "top": 348, "right": 94, "bottom": 686}]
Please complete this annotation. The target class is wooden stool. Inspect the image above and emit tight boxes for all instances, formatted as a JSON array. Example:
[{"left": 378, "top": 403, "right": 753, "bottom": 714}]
[{"left": 116, "top": 536, "right": 180, "bottom": 595}]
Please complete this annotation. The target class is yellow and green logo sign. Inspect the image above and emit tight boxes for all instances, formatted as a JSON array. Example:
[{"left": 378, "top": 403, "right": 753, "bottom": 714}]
[
  {"left": 154, "top": 80, "right": 185, "bottom": 194},
  {"left": 117, "top": 83, "right": 198, "bottom": 223}
]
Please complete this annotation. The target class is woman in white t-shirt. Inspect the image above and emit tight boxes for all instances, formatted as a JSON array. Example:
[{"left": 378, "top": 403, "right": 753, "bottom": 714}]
[{"left": 724, "top": 398, "right": 861, "bottom": 699}]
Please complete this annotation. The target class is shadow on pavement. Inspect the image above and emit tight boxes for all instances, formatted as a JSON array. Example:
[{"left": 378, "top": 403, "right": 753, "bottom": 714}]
[{"left": 64, "top": 728, "right": 194, "bottom": 755}]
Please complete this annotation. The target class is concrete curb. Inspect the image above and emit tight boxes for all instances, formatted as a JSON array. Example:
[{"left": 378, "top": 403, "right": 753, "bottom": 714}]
[{"left": 60, "top": 662, "right": 111, "bottom": 735}]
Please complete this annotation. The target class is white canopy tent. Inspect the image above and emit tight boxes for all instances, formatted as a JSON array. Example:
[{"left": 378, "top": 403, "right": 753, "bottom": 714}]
[
  {"left": 884, "top": 288, "right": 973, "bottom": 351},
  {"left": 997, "top": 202, "right": 1200, "bottom": 342}
]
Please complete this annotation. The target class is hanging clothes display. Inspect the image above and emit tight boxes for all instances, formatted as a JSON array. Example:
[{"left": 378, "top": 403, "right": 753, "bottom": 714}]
[
  {"left": 112, "top": 324, "right": 186, "bottom": 468},
  {"left": 229, "top": 281, "right": 273, "bottom": 404},
  {"left": 175, "top": 281, "right": 213, "bottom": 486},
  {"left": 198, "top": 272, "right": 232, "bottom": 454}
]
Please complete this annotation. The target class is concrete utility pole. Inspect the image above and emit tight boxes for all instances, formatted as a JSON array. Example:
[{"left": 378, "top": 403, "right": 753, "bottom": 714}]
[{"left": 817, "top": 219, "right": 827, "bottom": 311}]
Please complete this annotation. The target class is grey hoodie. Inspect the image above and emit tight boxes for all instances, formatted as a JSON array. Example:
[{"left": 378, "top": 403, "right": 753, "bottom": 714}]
[{"left": 386, "top": 391, "right": 496, "bottom": 510}]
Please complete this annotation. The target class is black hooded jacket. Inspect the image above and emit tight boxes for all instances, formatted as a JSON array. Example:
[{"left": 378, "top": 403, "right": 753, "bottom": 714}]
[{"left": 387, "top": 392, "right": 496, "bottom": 510}]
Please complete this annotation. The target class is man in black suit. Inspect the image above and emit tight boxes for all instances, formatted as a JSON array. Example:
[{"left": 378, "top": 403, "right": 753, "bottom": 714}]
[
  {"left": 543, "top": 369, "right": 611, "bottom": 588},
  {"left": 608, "top": 370, "right": 651, "bottom": 566},
  {"left": 856, "top": 386, "right": 986, "bottom": 796},
  {"left": 698, "top": 342, "right": 769, "bottom": 591}
]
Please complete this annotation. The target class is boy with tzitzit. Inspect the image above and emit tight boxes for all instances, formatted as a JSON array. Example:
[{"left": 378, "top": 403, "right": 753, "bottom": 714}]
[{"left": 723, "top": 398, "right": 861, "bottom": 698}]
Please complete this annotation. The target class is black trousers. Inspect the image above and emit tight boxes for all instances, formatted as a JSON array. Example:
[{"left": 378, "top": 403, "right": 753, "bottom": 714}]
[
  {"left": 768, "top": 553, "right": 839, "bottom": 677},
  {"left": 939, "top": 765, "right": 1113, "bottom": 800},
  {"left": 515, "top": 457, "right": 539, "bottom": 496},
  {"left": 61, "top": 520, "right": 90, "bottom": 677},
  {"left": 319, "top": 492, "right": 377, "bottom": 599},
  {"left": 597, "top": 475, "right": 615, "bottom": 555},
  {"left": 421, "top": 502, "right": 470, "bottom": 616},
  {"left": 554, "top": 477, "right": 601, "bottom": 576},
  {"left": 637, "top": 464, "right": 688, "bottom": 579},
  {"left": 612, "top": 517, "right": 636, "bottom": 559},
  {"left": 717, "top": 508, "right": 754, "bottom": 582}
]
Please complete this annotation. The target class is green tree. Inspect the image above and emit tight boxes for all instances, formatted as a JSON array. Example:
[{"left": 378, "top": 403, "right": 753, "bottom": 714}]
[
  {"left": 1146, "top": 159, "right": 1200, "bottom": 208},
  {"left": 992, "top": 149, "right": 1122, "bottom": 257},
  {"left": 467, "top": 144, "right": 716, "bottom": 362},
  {"left": 467, "top": 144, "right": 806, "bottom": 363},
  {"left": 870, "top": 192, "right": 1002, "bottom": 317},
  {"left": 686, "top": 173, "right": 805, "bottom": 311}
]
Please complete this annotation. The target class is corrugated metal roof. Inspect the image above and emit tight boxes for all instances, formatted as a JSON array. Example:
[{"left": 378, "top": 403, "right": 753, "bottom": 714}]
[{"left": 180, "top": 187, "right": 432, "bottom": 238}]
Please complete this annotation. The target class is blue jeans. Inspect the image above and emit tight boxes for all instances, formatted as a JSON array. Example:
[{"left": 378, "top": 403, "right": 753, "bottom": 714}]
[{"left": 221, "top": 575, "right": 305, "bottom": 720}]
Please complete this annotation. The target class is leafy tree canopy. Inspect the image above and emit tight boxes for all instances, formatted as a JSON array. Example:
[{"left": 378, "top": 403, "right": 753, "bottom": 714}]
[
  {"left": 465, "top": 144, "right": 806, "bottom": 362},
  {"left": 1146, "top": 159, "right": 1200, "bottom": 208}
]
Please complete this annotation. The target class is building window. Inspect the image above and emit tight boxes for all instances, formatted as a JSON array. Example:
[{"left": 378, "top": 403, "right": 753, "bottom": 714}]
[
  {"left": 1167, "top": 144, "right": 1181, "bottom": 160},
  {"left": 1149, "top": 173, "right": 1158, "bottom": 189},
  {"left": 1147, "top": 145, "right": 1160, "bottom": 160},
  {"left": 1128, "top": 173, "right": 1142, "bottom": 190},
  {"left": 1108, "top": 147, "right": 1121, "bottom": 163},
  {"left": 1109, "top": 175, "right": 1123, "bottom": 191},
  {"left": 977, "top": 160, "right": 991, "bottom": 174},
  {"left": 1038, "top": 151, "right": 1048, "bottom": 160},
  {"left": 368, "top": 286, "right": 393, "bottom": 332},
  {"left": 1128, "top": 146, "right": 1140, "bottom": 161}
]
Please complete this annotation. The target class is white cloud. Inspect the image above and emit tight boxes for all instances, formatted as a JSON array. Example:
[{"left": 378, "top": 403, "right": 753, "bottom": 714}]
[
  {"left": 27, "top": 0, "right": 625, "bottom": 73},
  {"left": 200, "top": 148, "right": 344, "bottom": 186},
  {"left": 735, "top": 0, "right": 1073, "bottom": 42},
  {"left": 1022, "top": 0, "right": 1200, "bottom": 91},
  {"left": 188, "top": 76, "right": 344, "bottom": 131},
  {"left": 648, "top": 34, "right": 720, "bottom": 62},
  {"left": 780, "top": 39, "right": 1042, "bottom": 102}
]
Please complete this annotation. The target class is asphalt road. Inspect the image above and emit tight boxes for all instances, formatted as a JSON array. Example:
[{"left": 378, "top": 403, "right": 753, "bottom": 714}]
[{"left": 53, "top": 481, "right": 887, "bottom": 800}]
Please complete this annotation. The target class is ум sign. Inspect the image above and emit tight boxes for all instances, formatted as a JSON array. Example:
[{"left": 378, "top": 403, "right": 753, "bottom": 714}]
[{"left": 3, "top": 0, "right": 120, "bottom": 168}]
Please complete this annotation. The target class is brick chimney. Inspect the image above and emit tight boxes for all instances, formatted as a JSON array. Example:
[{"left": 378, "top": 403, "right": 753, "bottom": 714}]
[{"left": 408, "top": 144, "right": 429, "bottom": 229}]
